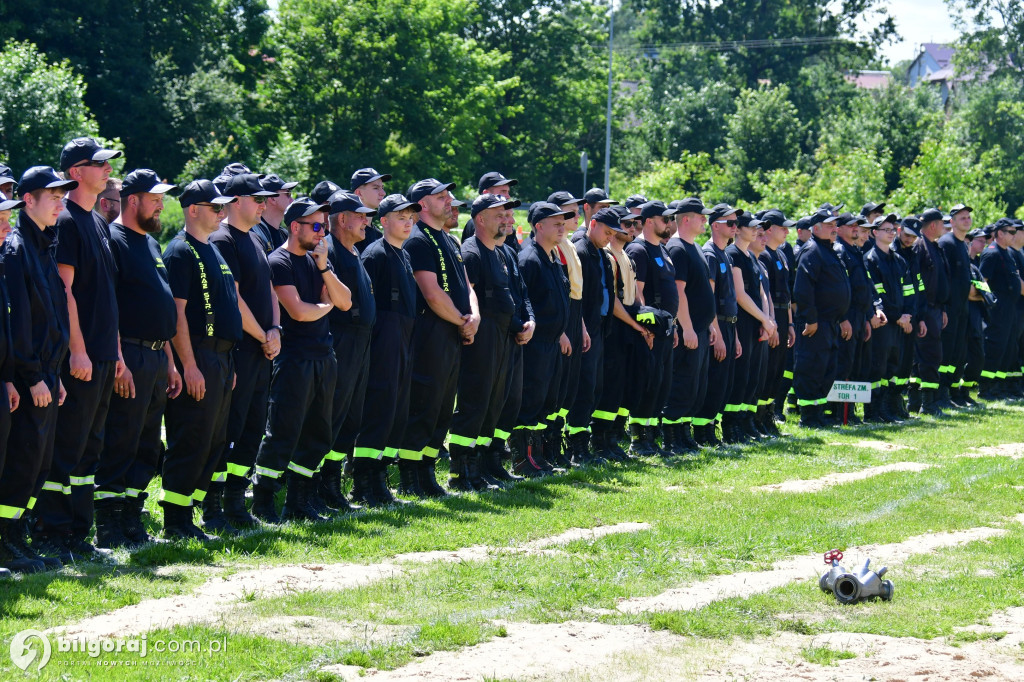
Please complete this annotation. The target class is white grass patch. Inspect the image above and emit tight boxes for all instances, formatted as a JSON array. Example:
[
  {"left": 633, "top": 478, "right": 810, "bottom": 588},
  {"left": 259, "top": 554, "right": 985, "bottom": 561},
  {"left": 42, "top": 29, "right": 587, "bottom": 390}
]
[
  {"left": 754, "top": 462, "right": 933, "bottom": 493},
  {"left": 961, "top": 443, "right": 1024, "bottom": 459},
  {"left": 827, "top": 439, "right": 914, "bottom": 451},
  {"left": 617, "top": 517, "right": 1024, "bottom": 614}
]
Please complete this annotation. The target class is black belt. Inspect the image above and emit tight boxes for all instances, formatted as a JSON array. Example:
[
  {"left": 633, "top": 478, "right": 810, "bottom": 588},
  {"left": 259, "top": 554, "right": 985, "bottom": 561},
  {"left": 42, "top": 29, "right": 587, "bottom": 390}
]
[
  {"left": 718, "top": 315, "right": 738, "bottom": 324},
  {"left": 773, "top": 302, "right": 791, "bottom": 310},
  {"left": 122, "top": 337, "right": 167, "bottom": 351},
  {"left": 195, "top": 337, "right": 235, "bottom": 353}
]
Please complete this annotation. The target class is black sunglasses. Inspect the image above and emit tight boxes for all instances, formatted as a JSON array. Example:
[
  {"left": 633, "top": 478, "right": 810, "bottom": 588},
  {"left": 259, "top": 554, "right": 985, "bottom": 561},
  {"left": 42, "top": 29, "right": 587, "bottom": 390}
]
[
  {"left": 715, "top": 219, "right": 737, "bottom": 227},
  {"left": 74, "top": 160, "right": 108, "bottom": 168},
  {"left": 198, "top": 203, "right": 226, "bottom": 212},
  {"left": 298, "top": 220, "right": 325, "bottom": 232}
]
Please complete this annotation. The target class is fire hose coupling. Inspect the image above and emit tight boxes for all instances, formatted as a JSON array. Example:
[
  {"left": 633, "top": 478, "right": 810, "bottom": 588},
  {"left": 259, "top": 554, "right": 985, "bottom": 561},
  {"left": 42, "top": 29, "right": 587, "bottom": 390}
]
[{"left": 819, "top": 550, "right": 894, "bottom": 604}]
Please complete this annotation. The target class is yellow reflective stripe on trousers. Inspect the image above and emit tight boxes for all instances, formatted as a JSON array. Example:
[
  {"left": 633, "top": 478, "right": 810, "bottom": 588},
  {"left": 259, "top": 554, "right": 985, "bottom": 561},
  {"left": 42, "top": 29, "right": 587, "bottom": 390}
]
[
  {"left": 287, "top": 461, "right": 316, "bottom": 478},
  {"left": 42, "top": 480, "right": 70, "bottom": 495},
  {"left": 0, "top": 504, "right": 23, "bottom": 519},
  {"left": 938, "top": 365, "right": 956, "bottom": 374},
  {"left": 69, "top": 475, "right": 94, "bottom": 486},
  {"left": 323, "top": 450, "right": 346, "bottom": 461},
  {"left": 592, "top": 410, "right": 617, "bottom": 421},
  {"left": 160, "top": 489, "right": 193, "bottom": 507},
  {"left": 191, "top": 489, "right": 207, "bottom": 502},
  {"left": 210, "top": 471, "right": 227, "bottom": 483},
  {"left": 225, "top": 462, "right": 250, "bottom": 477},
  {"left": 255, "top": 466, "right": 284, "bottom": 478},
  {"left": 93, "top": 491, "right": 124, "bottom": 500},
  {"left": 398, "top": 449, "right": 423, "bottom": 461},
  {"left": 354, "top": 446, "right": 382, "bottom": 459},
  {"left": 448, "top": 433, "right": 476, "bottom": 447},
  {"left": 783, "top": 370, "right": 794, "bottom": 380}
]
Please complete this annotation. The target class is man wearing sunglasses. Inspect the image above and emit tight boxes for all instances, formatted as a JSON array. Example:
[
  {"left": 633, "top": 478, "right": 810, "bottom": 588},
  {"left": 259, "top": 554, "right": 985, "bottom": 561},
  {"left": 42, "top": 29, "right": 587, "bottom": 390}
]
[
  {"left": 160, "top": 180, "right": 241, "bottom": 540},
  {"left": 253, "top": 198, "right": 352, "bottom": 523},
  {"left": 204, "top": 174, "right": 280, "bottom": 532},
  {"left": 792, "top": 210, "right": 850, "bottom": 428},
  {"left": 251, "top": 174, "right": 298, "bottom": 255},
  {"left": 33, "top": 138, "right": 123, "bottom": 562},
  {"left": 979, "top": 218, "right": 1024, "bottom": 400}
]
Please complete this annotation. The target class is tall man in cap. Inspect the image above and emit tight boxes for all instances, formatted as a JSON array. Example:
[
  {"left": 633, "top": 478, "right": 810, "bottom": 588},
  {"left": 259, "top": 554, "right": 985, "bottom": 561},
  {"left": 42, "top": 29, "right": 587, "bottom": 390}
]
[
  {"left": 459, "top": 171, "right": 519, "bottom": 246},
  {"left": 575, "top": 188, "right": 618, "bottom": 242},
  {"left": 160, "top": 180, "right": 241, "bottom": 539},
  {"left": 252, "top": 198, "right": 352, "bottom": 522},
  {"left": 251, "top": 174, "right": 298, "bottom": 254},
  {"left": 34, "top": 137, "right": 123, "bottom": 559},
  {"left": 94, "top": 170, "right": 182, "bottom": 548},
  {"left": 792, "top": 211, "right": 850, "bottom": 428},
  {"left": 323, "top": 191, "right": 377, "bottom": 507},
  {"left": 351, "top": 167, "right": 391, "bottom": 252},
  {"left": 513, "top": 202, "right": 573, "bottom": 475},
  {"left": 0, "top": 173, "right": 71, "bottom": 573},
  {"left": 402, "top": 179, "right": 480, "bottom": 494},
  {"left": 979, "top": 219, "right": 1023, "bottom": 399},
  {"left": 355, "top": 194, "right": 420, "bottom": 503},
  {"left": 663, "top": 198, "right": 715, "bottom": 452},
  {"left": 0, "top": 190, "right": 21, "bottom": 577},
  {"left": 912, "top": 208, "right": 952, "bottom": 416},
  {"left": 692, "top": 204, "right": 741, "bottom": 444},
  {"left": 757, "top": 209, "right": 797, "bottom": 434},
  {"left": 937, "top": 204, "right": 974, "bottom": 407},
  {"left": 627, "top": 201, "right": 680, "bottom": 453},
  {"left": 207, "top": 174, "right": 280, "bottom": 531},
  {"left": 862, "top": 202, "right": 887, "bottom": 225},
  {"left": 961, "top": 228, "right": 990, "bottom": 403},
  {"left": 894, "top": 217, "right": 923, "bottom": 415},
  {"left": 447, "top": 194, "right": 519, "bottom": 491}
]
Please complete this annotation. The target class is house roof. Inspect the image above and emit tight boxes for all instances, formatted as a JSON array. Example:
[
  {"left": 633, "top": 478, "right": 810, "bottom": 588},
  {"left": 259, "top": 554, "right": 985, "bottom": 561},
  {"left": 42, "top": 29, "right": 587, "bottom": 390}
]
[
  {"left": 921, "top": 43, "right": 955, "bottom": 68},
  {"left": 845, "top": 70, "right": 893, "bottom": 90}
]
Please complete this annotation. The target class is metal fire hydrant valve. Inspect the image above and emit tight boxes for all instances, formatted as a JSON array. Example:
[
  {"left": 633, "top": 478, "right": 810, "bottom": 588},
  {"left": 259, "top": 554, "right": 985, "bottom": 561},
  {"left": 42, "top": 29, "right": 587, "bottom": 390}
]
[{"left": 819, "top": 549, "right": 894, "bottom": 604}]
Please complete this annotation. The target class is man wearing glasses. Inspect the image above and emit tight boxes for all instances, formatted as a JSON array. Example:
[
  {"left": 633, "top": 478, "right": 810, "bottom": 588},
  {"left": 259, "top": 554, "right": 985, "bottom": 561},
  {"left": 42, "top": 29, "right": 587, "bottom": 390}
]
[
  {"left": 160, "top": 180, "right": 241, "bottom": 539},
  {"left": 253, "top": 198, "right": 352, "bottom": 523},
  {"left": 34, "top": 137, "right": 123, "bottom": 562},
  {"left": 251, "top": 174, "right": 298, "bottom": 255},
  {"left": 96, "top": 178, "right": 122, "bottom": 224},
  {"left": 206, "top": 174, "right": 280, "bottom": 532},
  {"left": 980, "top": 219, "right": 1024, "bottom": 399}
]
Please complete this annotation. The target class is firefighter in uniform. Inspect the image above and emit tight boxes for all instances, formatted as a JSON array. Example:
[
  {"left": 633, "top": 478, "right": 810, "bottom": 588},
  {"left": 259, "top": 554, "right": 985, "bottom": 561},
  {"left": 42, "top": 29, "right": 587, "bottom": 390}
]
[
  {"left": 351, "top": 167, "right": 391, "bottom": 253},
  {"left": 979, "top": 219, "right": 1023, "bottom": 400},
  {"left": 937, "top": 204, "right": 974, "bottom": 407},
  {"left": 792, "top": 211, "right": 850, "bottom": 428},
  {"left": 160, "top": 180, "right": 242, "bottom": 539},
  {"left": 757, "top": 209, "right": 795, "bottom": 435},
  {"left": 961, "top": 227, "right": 990, "bottom": 404},
  {"left": 911, "top": 208, "right": 951, "bottom": 416},
  {"left": 250, "top": 174, "right": 298, "bottom": 254}
]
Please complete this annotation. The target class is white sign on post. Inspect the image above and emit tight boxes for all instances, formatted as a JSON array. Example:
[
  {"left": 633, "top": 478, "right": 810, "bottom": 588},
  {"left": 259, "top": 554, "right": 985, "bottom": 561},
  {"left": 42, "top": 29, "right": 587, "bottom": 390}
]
[{"left": 827, "top": 381, "right": 871, "bottom": 403}]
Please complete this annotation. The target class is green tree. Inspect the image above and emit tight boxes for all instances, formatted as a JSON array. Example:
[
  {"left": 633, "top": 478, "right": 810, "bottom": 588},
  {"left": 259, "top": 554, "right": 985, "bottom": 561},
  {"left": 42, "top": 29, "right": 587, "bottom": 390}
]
[
  {"left": 609, "top": 154, "right": 724, "bottom": 203},
  {"left": 953, "top": 76, "right": 1024, "bottom": 212},
  {"left": 0, "top": 40, "right": 100, "bottom": 173},
  {"left": 947, "top": 0, "right": 1024, "bottom": 80}
]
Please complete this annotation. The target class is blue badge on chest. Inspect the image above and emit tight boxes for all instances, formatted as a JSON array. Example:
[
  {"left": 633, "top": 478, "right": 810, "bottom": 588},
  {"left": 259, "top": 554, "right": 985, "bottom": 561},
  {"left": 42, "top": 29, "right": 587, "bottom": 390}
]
[
  {"left": 776, "top": 260, "right": 783, "bottom": 270},
  {"left": 655, "top": 257, "right": 664, "bottom": 267},
  {"left": 720, "top": 262, "right": 727, "bottom": 274}
]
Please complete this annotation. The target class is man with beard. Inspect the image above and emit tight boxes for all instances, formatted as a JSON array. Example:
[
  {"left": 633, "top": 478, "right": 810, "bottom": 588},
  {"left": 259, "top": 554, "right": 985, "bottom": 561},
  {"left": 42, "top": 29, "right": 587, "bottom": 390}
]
[
  {"left": 460, "top": 171, "right": 520, "bottom": 250},
  {"left": 207, "top": 174, "right": 280, "bottom": 532},
  {"left": 251, "top": 174, "right": 298, "bottom": 255},
  {"left": 34, "top": 138, "right": 123, "bottom": 561},
  {"left": 94, "top": 170, "right": 183, "bottom": 548},
  {"left": 979, "top": 219, "right": 1024, "bottom": 399},
  {"left": 351, "top": 167, "right": 391, "bottom": 253},
  {"left": 252, "top": 198, "right": 352, "bottom": 522}
]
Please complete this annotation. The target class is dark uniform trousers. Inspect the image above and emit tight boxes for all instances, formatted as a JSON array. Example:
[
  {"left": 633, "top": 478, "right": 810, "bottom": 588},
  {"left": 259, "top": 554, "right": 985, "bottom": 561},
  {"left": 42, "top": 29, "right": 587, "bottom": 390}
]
[
  {"left": 868, "top": 324, "right": 900, "bottom": 391},
  {"left": 403, "top": 311, "right": 462, "bottom": 459},
  {"left": 913, "top": 306, "right": 944, "bottom": 391},
  {"left": 896, "top": 327, "right": 916, "bottom": 392},
  {"left": 36, "top": 359, "right": 116, "bottom": 537},
  {"left": 1015, "top": 299, "right": 1024, "bottom": 381},
  {"left": 556, "top": 299, "right": 584, "bottom": 424},
  {"left": 793, "top": 320, "right": 839, "bottom": 405},
  {"left": 963, "top": 302, "right": 985, "bottom": 390},
  {"left": 663, "top": 328, "right": 710, "bottom": 425},
  {"left": 726, "top": 314, "right": 761, "bottom": 416},
  {"left": 449, "top": 315, "right": 512, "bottom": 448},
  {"left": 836, "top": 313, "right": 865, "bottom": 382},
  {"left": 360, "top": 312, "right": 415, "bottom": 460},
  {"left": 940, "top": 304, "right": 969, "bottom": 389},
  {"left": 252, "top": 350, "right": 336, "bottom": 490},
  {"left": 0, "top": 386, "right": 10, "bottom": 502},
  {"left": 595, "top": 319, "right": 638, "bottom": 426},
  {"left": 694, "top": 320, "right": 736, "bottom": 427},
  {"left": 328, "top": 325, "right": 372, "bottom": 464},
  {"left": 568, "top": 320, "right": 606, "bottom": 432},
  {"left": 518, "top": 337, "right": 563, "bottom": 430},
  {"left": 984, "top": 300, "right": 1018, "bottom": 383},
  {"left": 0, "top": 374, "right": 60, "bottom": 519},
  {"left": 494, "top": 340, "right": 523, "bottom": 442},
  {"left": 219, "top": 344, "right": 270, "bottom": 492},
  {"left": 635, "top": 327, "right": 673, "bottom": 424},
  {"left": 96, "top": 344, "right": 169, "bottom": 501},
  {"left": 161, "top": 342, "right": 234, "bottom": 508},
  {"left": 760, "top": 312, "right": 788, "bottom": 407}
]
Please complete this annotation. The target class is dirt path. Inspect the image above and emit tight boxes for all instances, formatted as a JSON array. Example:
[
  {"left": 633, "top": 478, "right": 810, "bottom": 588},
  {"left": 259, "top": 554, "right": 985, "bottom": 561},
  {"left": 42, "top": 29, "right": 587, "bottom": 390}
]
[
  {"left": 754, "top": 462, "right": 933, "bottom": 493},
  {"left": 960, "top": 442, "right": 1024, "bottom": 459},
  {"left": 48, "top": 522, "right": 650, "bottom": 639}
]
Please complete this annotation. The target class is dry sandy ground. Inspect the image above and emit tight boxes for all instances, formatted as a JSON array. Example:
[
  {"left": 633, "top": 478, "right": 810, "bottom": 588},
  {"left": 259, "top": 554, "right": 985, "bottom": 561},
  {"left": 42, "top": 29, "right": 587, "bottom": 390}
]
[
  {"left": 827, "top": 440, "right": 915, "bottom": 451},
  {"left": 960, "top": 442, "right": 1024, "bottom": 459},
  {"left": 48, "top": 522, "right": 651, "bottom": 639},
  {"left": 754, "top": 462, "right": 933, "bottom": 493}
]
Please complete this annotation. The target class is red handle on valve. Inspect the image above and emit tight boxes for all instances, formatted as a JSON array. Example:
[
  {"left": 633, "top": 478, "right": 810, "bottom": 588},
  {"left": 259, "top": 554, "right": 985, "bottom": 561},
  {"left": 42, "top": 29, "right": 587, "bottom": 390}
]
[{"left": 824, "top": 549, "right": 844, "bottom": 565}]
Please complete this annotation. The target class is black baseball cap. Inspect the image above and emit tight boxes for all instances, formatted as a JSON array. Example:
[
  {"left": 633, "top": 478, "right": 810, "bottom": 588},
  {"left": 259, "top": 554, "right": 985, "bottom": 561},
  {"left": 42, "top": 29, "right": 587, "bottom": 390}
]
[
  {"left": 639, "top": 200, "right": 675, "bottom": 220},
  {"left": 760, "top": 209, "right": 796, "bottom": 227},
  {"left": 949, "top": 203, "right": 973, "bottom": 215},
  {"left": 966, "top": 228, "right": 986, "bottom": 240},
  {"left": 794, "top": 217, "right": 813, "bottom": 231},
  {"left": 407, "top": 178, "right": 456, "bottom": 204},
  {"left": 861, "top": 201, "right": 886, "bottom": 217},
  {"left": 478, "top": 171, "right": 518, "bottom": 192},
  {"left": 329, "top": 191, "right": 376, "bottom": 217},
  {"left": 222, "top": 173, "right": 276, "bottom": 198},
  {"left": 59, "top": 137, "right": 122, "bottom": 171},
  {"left": 671, "top": 197, "right": 714, "bottom": 216},
  {"left": 836, "top": 212, "right": 866, "bottom": 227},
  {"left": 261, "top": 174, "right": 299, "bottom": 192},
  {"left": 583, "top": 188, "right": 617, "bottom": 205},
  {"left": 470, "top": 194, "right": 519, "bottom": 217},
  {"left": 0, "top": 191, "right": 24, "bottom": 211},
  {"left": 311, "top": 180, "right": 342, "bottom": 204},
  {"left": 377, "top": 193, "right": 421, "bottom": 217},
  {"left": 0, "top": 164, "right": 15, "bottom": 185},
  {"left": 900, "top": 217, "right": 922, "bottom": 237},
  {"left": 593, "top": 206, "right": 628, "bottom": 232},
  {"left": 870, "top": 213, "right": 899, "bottom": 228},
  {"left": 920, "top": 207, "right": 945, "bottom": 224},
  {"left": 624, "top": 194, "right": 648, "bottom": 209},
  {"left": 708, "top": 203, "right": 739, "bottom": 223},
  {"left": 547, "top": 191, "right": 578, "bottom": 207},
  {"left": 179, "top": 179, "right": 237, "bottom": 208},
  {"left": 528, "top": 202, "right": 575, "bottom": 225},
  {"left": 737, "top": 211, "right": 766, "bottom": 229},
  {"left": 121, "top": 169, "right": 178, "bottom": 197},
  {"left": 450, "top": 195, "right": 467, "bottom": 208},
  {"left": 351, "top": 167, "right": 392, "bottom": 191},
  {"left": 17, "top": 166, "right": 78, "bottom": 196},
  {"left": 818, "top": 202, "right": 845, "bottom": 215},
  {"left": 283, "top": 197, "right": 329, "bottom": 225}
]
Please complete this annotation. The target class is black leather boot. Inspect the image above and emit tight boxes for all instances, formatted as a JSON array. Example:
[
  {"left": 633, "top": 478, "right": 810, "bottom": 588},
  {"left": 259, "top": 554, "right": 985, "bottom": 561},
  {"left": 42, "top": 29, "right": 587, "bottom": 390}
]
[
  {"left": 251, "top": 484, "right": 282, "bottom": 523},
  {"left": 0, "top": 520, "right": 45, "bottom": 574},
  {"left": 417, "top": 457, "right": 450, "bottom": 498},
  {"left": 352, "top": 457, "right": 384, "bottom": 507},
  {"left": 282, "top": 474, "right": 327, "bottom": 522},
  {"left": 94, "top": 499, "right": 131, "bottom": 550},
  {"left": 482, "top": 443, "right": 523, "bottom": 484},
  {"left": 122, "top": 494, "right": 153, "bottom": 546},
  {"left": 223, "top": 486, "right": 261, "bottom": 528},
  {"left": 511, "top": 431, "right": 546, "bottom": 477},
  {"left": 398, "top": 458, "right": 427, "bottom": 497},
  {"left": 629, "top": 422, "right": 656, "bottom": 456},
  {"left": 202, "top": 482, "right": 236, "bottom": 534},
  {"left": 448, "top": 444, "right": 475, "bottom": 492}
]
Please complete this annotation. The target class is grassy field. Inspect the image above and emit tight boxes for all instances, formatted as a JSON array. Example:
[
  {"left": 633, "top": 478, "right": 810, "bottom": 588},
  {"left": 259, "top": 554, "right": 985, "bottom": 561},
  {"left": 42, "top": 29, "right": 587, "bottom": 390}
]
[{"left": 2, "top": 402, "right": 1023, "bottom": 680}]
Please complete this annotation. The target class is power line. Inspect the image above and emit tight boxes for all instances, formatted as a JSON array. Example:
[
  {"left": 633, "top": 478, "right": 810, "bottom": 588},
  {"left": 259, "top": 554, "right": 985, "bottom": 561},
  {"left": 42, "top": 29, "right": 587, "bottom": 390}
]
[{"left": 606, "top": 35, "right": 861, "bottom": 53}]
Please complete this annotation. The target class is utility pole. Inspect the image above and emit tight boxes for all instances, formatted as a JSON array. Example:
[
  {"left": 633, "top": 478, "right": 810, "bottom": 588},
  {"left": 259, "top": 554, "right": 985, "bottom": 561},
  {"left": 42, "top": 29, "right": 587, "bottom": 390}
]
[{"left": 603, "top": 0, "right": 614, "bottom": 192}]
